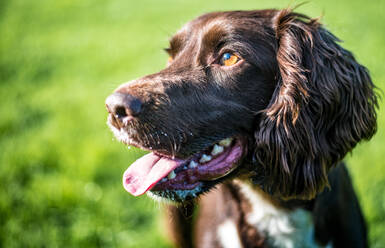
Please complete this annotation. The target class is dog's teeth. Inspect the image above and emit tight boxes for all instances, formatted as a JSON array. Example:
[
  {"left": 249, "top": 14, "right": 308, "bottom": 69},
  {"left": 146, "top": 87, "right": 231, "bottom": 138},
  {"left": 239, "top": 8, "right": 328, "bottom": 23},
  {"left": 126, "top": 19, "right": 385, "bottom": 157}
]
[
  {"left": 161, "top": 178, "right": 167, "bottom": 183},
  {"left": 168, "top": 170, "right": 176, "bottom": 179},
  {"left": 211, "top": 144, "right": 224, "bottom": 156},
  {"left": 199, "top": 154, "right": 212, "bottom": 163},
  {"left": 219, "top": 138, "right": 233, "bottom": 147},
  {"left": 188, "top": 161, "right": 198, "bottom": 169}
]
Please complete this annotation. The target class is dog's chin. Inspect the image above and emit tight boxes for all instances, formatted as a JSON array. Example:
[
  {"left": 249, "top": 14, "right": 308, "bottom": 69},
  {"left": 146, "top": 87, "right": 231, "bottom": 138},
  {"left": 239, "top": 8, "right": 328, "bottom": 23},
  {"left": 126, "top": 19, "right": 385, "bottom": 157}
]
[{"left": 117, "top": 132, "right": 246, "bottom": 203}]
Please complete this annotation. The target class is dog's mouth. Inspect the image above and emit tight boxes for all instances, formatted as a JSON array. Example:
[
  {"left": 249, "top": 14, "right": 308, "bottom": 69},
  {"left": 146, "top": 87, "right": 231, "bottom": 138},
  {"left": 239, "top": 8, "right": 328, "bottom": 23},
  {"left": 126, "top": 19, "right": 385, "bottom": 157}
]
[{"left": 122, "top": 137, "right": 244, "bottom": 200}]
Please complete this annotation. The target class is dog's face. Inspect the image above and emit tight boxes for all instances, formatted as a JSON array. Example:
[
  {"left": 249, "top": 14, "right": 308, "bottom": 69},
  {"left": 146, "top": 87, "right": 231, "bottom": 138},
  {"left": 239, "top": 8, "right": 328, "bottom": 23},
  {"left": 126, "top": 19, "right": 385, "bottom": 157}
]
[{"left": 106, "top": 9, "right": 377, "bottom": 202}]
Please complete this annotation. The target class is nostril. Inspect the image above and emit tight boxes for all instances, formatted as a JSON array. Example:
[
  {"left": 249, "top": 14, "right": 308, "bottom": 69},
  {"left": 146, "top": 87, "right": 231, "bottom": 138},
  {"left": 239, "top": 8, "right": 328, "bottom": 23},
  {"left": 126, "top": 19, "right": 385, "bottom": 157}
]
[
  {"left": 115, "top": 106, "right": 128, "bottom": 118},
  {"left": 105, "top": 92, "right": 143, "bottom": 124}
]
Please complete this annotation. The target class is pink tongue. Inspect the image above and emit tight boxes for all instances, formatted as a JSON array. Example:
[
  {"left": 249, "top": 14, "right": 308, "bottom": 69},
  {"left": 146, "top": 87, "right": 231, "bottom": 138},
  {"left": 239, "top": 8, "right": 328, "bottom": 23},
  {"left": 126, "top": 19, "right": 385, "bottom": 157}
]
[{"left": 123, "top": 153, "right": 184, "bottom": 196}]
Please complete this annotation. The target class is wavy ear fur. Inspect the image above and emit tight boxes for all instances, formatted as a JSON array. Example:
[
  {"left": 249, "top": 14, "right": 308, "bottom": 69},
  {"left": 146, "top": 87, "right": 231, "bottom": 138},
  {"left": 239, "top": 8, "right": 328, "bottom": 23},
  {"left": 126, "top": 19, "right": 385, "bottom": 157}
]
[{"left": 253, "top": 9, "right": 378, "bottom": 200}]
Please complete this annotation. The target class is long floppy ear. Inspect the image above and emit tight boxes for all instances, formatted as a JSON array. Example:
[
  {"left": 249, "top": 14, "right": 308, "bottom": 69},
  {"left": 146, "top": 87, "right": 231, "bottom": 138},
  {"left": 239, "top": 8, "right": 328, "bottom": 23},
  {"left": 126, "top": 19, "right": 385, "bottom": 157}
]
[{"left": 253, "top": 9, "right": 378, "bottom": 200}]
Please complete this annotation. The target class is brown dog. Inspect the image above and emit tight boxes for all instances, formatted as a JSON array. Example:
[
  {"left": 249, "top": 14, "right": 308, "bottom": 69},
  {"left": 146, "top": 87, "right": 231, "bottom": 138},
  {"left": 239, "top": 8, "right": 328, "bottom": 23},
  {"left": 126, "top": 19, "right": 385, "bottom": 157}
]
[{"left": 106, "top": 9, "right": 377, "bottom": 248}]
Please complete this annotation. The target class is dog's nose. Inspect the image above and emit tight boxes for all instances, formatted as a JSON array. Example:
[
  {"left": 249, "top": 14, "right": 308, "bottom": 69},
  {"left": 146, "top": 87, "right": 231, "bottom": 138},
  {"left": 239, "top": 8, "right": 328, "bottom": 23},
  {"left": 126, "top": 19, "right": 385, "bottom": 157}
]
[{"left": 105, "top": 92, "right": 142, "bottom": 123}]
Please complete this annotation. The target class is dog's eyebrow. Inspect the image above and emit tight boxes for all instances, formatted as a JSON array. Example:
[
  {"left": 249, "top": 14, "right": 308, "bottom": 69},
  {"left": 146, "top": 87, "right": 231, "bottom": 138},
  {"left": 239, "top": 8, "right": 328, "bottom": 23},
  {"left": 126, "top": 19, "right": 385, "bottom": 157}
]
[
  {"left": 168, "top": 34, "right": 185, "bottom": 56},
  {"left": 202, "top": 24, "right": 227, "bottom": 51}
]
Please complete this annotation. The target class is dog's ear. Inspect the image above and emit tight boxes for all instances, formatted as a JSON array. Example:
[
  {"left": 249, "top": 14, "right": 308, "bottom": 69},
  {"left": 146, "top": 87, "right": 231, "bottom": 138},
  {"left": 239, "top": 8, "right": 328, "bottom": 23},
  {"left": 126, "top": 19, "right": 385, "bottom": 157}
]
[{"left": 253, "top": 9, "right": 378, "bottom": 200}]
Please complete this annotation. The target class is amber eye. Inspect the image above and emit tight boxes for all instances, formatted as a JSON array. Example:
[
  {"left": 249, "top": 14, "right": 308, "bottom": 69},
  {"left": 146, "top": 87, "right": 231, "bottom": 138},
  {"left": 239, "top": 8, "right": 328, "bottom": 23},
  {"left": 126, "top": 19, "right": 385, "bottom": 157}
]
[
  {"left": 167, "top": 56, "right": 173, "bottom": 65},
  {"left": 220, "top": 53, "right": 239, "bottom": 66}
]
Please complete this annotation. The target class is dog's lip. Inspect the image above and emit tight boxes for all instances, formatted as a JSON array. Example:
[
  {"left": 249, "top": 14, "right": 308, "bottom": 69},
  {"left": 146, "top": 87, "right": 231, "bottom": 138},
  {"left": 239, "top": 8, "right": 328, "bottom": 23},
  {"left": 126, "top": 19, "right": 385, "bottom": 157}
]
[
  {"left": 151, "top": 140, "right": 243, "bottom": 192},
  {"left": 122, "top": 137, "right": 244, "bottom": 196}
]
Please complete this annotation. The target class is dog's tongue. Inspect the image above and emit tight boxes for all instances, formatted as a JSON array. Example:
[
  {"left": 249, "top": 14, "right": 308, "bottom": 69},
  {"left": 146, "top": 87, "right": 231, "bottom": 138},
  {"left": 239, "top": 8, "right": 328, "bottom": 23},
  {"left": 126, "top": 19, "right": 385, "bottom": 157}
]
[{"left": 123, "top": 153, "right": 184, "bottom": 196}]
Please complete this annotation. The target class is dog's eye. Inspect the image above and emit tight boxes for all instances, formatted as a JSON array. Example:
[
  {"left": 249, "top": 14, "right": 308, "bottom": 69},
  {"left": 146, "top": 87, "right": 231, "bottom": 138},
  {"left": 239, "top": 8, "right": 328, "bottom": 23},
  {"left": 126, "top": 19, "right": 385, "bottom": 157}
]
[
  {"left": 220, "top": 53, "right": 239, "bottom": 66},
  {"left": 167, "top": 56, "right": 173, "bottom": 65}
]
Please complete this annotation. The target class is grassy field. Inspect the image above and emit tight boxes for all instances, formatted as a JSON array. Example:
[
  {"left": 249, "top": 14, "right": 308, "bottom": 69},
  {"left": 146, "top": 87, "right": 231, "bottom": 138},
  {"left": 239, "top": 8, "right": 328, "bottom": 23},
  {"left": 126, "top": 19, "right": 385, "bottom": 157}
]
[{"left": 0, "top": 0, "right": 384, "bottom": 247}]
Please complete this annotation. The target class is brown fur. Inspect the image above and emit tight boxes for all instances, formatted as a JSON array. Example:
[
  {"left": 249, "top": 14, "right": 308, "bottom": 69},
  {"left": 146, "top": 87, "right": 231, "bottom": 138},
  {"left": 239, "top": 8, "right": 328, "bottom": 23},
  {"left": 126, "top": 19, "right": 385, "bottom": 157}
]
[{"left": 106, "top": 9, "right": 377, "bottom": 247}]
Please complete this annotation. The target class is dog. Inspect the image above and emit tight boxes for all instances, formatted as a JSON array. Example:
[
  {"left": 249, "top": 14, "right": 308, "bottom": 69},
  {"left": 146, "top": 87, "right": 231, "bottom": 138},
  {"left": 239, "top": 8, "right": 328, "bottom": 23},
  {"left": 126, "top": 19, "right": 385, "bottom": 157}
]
[{"left": 105, "top": 8, "right": 377, "bottom": 248}]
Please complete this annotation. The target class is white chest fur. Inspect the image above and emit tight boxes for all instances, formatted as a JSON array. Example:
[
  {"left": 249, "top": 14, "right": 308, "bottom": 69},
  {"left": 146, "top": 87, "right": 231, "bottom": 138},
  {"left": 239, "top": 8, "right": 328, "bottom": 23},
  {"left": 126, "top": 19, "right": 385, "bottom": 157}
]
[
  {"left": 234, "top": 180, "right": 326, "bottom": 248},
  {"left": 217, "top": 219, "right": 243, "bottom": 248}
]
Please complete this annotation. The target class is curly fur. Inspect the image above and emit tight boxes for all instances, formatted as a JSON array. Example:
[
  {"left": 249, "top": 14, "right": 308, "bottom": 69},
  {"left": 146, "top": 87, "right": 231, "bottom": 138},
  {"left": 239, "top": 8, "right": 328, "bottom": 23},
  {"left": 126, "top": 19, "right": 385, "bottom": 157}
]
[{"left": 253, "top": 9, "right": 378, "bottom": 200}]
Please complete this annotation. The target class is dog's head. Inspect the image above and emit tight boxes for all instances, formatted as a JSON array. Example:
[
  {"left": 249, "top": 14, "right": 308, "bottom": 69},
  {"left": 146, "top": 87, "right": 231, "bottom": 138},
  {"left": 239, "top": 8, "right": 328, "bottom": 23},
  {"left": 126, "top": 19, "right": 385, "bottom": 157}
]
[{"left": 106, "top": 9, "right": 377, "bottom": 202}]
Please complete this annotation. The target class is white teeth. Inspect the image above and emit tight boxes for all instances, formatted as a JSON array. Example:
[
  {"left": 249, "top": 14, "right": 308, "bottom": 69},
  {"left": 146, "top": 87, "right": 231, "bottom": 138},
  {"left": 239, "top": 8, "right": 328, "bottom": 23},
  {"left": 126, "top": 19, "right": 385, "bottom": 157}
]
[
  {"left": 161, "top": 178, "right": 167, "bottom": 183},
  {"left": 211, "top": 144, "right": 224, "bottom": 156},
  {"left": 188, "top": 161, "right": 198, "bottom": 168},
  {"left": 168, "top": 170, "right": 176, "bottom": 179},
  {"left": 219, "top": 138, "right": 233, "bottom": 147},
  {"left": 199, "top": 154, "right": 212, "bottom": 163}
]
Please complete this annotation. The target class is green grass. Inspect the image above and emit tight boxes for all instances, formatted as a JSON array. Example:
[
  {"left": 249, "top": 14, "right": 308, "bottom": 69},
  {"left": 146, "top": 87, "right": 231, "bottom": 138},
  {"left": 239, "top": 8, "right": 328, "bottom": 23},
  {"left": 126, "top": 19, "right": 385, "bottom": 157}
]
[{"left": 0, "top": 0, "right": 384, "bottom": 247}]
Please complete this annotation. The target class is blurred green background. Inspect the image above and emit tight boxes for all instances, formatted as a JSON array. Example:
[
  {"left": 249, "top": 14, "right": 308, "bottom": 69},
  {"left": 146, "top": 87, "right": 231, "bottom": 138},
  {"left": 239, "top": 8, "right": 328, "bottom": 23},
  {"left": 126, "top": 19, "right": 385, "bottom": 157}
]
[{"left": 0, "top": 0, "right": 384, "bottom": 247}]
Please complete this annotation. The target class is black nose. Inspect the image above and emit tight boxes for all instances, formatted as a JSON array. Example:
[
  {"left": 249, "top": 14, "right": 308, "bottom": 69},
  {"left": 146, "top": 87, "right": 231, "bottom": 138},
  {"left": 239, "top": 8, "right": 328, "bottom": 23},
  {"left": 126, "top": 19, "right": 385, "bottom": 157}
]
[{"left": 105, "top": 92, "right": 142, "bottom": 123}]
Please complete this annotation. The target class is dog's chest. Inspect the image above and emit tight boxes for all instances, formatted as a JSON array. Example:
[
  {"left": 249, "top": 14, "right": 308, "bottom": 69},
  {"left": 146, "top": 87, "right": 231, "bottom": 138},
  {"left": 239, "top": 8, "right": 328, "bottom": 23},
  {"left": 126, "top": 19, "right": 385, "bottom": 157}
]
[
  {"left": 195, "top": 182, "right": 328, "bottom": 248},
  {"left": 232, "top": 181, "right": 324, "bottom": 248}
]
